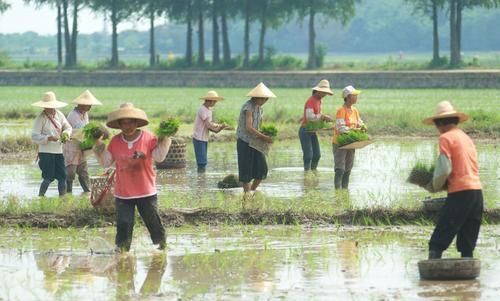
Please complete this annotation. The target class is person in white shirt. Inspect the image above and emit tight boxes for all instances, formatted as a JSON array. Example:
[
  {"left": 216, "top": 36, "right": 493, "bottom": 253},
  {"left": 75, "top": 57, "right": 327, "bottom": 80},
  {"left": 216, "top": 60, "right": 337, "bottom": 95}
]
[
  {"left": 192, "top": 90, "right": 227, "bottom": 173},
  {"left": 31, "top": 92, "right": 72, "bottom": 197},
  {"left": 63, "top": 90, "right": 103, "bottom": 195}
]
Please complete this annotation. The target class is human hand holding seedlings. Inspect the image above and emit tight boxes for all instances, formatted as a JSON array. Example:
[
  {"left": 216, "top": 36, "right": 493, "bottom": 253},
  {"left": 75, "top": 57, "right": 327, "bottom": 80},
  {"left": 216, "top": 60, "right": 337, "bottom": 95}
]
[{"left": 321, "top": 114, "right": 333, "bottom": 122}]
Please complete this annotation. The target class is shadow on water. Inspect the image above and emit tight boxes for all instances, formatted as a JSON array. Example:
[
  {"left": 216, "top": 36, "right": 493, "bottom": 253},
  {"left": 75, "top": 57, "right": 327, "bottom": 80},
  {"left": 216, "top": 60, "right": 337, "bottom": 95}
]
[{"left": 1, "top": 225, "right": 500, "bottom": 300}]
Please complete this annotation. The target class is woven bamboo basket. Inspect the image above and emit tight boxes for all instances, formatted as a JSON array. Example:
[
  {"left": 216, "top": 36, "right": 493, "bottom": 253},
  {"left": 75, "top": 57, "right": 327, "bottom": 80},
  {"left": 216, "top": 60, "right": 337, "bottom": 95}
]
[
  {"left": 156, "top": 137, "right": 187, "bottom": 169},
  {"left": 90, "top": 171, "right": 115, "bottom": 209}
]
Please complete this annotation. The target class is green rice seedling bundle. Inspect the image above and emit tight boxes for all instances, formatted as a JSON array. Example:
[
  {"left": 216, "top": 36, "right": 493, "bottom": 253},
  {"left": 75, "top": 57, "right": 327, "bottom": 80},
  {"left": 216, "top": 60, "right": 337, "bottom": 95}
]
[
  {"left": 155, "top": 117, "right": 180, "bottom": 137},
  {"left": 217, "top": 174, "right": 240, "bottom": 189},
  {"left": 260, "top": 124, "right": 278, "bottom": 138},
  {"left": 407, "top": 162, "right": 435, "bottom": 187},
  {"left": 216, "top": 116, "right": 235, "bottom": 128},
  {"left": 60, "top": 132, "right": 70, "bottom": 144},
  {"left": 305, "top": 120, "right": 331, "bottom": 131},
  {"left": 337, "top": 130, "right": 369, "bottom": 146},
  {"left": 79, "top": 122, "right": 109, "bottom": 150}
]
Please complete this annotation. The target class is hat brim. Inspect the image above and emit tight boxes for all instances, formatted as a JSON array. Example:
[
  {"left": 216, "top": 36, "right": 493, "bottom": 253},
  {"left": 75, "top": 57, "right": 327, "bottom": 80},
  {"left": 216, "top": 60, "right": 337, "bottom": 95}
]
[
  {"left": 422, "top": 112, "right": 469, "bottom": 125},
  {"left": 31, "top": 100, "right": 68, "bottom": 109},
  {"left": 312, "top": 87, "right": 334, "bottom": 95},
  {"left": 106, "top": 108, "right": 149, "bottom": 129},
  {"left": 200, "top": 97, "right": 224, "bottom": 101}
]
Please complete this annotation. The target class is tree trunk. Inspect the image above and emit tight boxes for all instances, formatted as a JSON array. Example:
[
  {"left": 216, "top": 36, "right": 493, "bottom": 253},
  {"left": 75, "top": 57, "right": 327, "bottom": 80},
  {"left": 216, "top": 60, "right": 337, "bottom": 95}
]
[
  {"left": 258, "top": 1, "right": 267, "bottom": 66},
  {"left": 197, "top": 10, "right": 205, "bottom": 66},
  {"left": 457, "top": 0, "right": 462, "bottom": 63},
  {"left": 307, "top": 2, "right": 316, "bottom": 69},
  {"left": 149, "top": 10, "right": 156, "bottom": 67},
  {"left": 70, "top": 0, "right": 78, "bottom": 66},
  {"left": 431, "top": 0, "right": 439, "bottom": 63},
  {"left": 110, "top": 1, "right": 119, "bottom": 67},
  {"left": 220, "top": 0, "right": 231, "bottom": 66},
  {"left": 62, "top": 0, "right": 71, "bottom": 67},
  {"left": 449, "top": 0, "right": 459, "bottom": 67},
  {"left": 57, "top": 1, "right": 62, "bottom": 68},
  {"left": 186, "top": 0, "right": 193, "bottom": 66},
  {"left": 243, "top": 0, "right": 250, "bottom": 68},
  {"left": 212, "top": 0, "right": 220, "bottom": 66}
]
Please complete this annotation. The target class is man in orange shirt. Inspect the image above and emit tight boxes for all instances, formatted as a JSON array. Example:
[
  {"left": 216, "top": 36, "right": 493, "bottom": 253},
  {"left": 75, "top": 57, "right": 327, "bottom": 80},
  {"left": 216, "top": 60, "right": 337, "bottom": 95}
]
[{"left": 423, "top": 101, "right": 483, "bottom": 259}]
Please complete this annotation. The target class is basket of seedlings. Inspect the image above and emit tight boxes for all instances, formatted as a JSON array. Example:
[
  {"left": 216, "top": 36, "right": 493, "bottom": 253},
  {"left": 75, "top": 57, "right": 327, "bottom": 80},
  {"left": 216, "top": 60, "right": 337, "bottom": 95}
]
[
  {"left": 305, "top": 120, "right": 332, "bottom": 132},
  {"left": 337, "top": 129, "right": 372, "bottom": 149}
]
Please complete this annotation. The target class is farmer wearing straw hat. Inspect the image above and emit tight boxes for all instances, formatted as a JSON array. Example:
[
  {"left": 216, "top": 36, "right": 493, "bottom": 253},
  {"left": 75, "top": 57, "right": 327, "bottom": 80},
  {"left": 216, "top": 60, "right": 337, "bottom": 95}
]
[
  {"left": 299, "top": 79, "right": 334, "bottom": 171},
  {"left": 422, "top": 101, "right": 483, "bottom": 259},
  {"left": 332, "top": 85, "right": 365, "bottom": 189},
  {"left": 63, "top": 90, "right": 103, "bottom": 195},
  {"left": 31, "top": 91, "right": 72, "bottom": 197},
  {"left": 192, "top": 90, "right": 228, "bottom": 173},
  {"left": 236, "top": 82, "right": 276, "bottom": 200},
  {"left": 94, "top": 103, "right": 172, "bottom": 252}
]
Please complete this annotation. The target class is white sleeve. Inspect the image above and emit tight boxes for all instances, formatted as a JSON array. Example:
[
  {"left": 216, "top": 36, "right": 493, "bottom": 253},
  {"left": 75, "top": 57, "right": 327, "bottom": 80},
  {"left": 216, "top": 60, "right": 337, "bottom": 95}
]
[
  {"left": 335, "top": 118, "right": 350, "bottom": 134},
  {"left": 31, "top": 115, "right": 48, "bottom": 145},
  {"left": 305, "top": 108, "right": 321, "bottom": 122},
  {"left": 94, "top": 144, "right": 114, "bottom": 168},
  {"left": 152, "top": 137, "right": 172, "bottom": 162}
]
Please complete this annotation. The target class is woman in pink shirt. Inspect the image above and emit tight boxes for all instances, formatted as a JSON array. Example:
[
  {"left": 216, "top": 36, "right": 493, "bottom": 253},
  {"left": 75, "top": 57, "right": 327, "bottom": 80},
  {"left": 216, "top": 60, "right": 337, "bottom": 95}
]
[
  {"left": 422, "top": 101, "right": 483, "bottom": 259},
  {"left": 94, "top": 103, "right": 172, "bottom": 252},
  {"left": 192, "top": 90, "right": 227, "bottom": 173}
]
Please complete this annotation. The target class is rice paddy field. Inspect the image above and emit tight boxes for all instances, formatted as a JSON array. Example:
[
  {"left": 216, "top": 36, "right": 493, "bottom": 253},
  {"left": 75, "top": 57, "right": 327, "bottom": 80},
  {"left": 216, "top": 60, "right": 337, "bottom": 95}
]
[{"left": 0, "top": 86, "right": 499, "bottom": 300}]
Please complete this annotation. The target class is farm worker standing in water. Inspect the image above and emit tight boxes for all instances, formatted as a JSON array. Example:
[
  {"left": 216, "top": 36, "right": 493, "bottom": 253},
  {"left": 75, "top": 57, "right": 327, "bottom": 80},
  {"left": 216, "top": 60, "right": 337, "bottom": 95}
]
[
  {"left": 63, "top": 90, "right": 102, "bottom": 195},
  {"left": 31, "top": 91, "right": 72, "bottom": 197},
  {"left": 298, "top": 79, "right": 334, "bottom": 171},
  {"left": 422, "top": 101, "right": 483, "bottom": 259},
  {"left": 332, "top": 85, "right": 365, "bottom": 189},
  {"left": 236, "top": 82, "right": 276, "bottom": 200},
  {"left": 192, "top": 90, "right": 228, "bottom": 173},
  {"left": 94, "top": 103, "right": 172, "bottom": 252}
]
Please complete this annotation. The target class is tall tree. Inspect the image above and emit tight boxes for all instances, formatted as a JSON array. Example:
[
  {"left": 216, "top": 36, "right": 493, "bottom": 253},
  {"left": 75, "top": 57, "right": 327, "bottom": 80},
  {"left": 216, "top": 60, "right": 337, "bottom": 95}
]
[
  {"left": 90, "top": 0, "right": 138, "bottom": 67},
  {"left": 211, "top": 0, "right": 220, "bottom": 65},
  {"left": 448, "top": 0, "right": 500, "bottom": 67},
  {"left": 194, "top": 0, "right": 208, "bottom": 66},
  {"left": 220, "top": 0, "right": 232, "bottom": 66},
  {"left": 406, "top": 0, "right": 445, "bottom": 64},
  {"left": 61, "top": 0, "right": 81, "bottom": 67},
  {"left": 0, "top": 1, "right": 9, "bottom": 13},
  {"left": 242, "top": 0, "right": 252, "bottom": 67},
  {"left": 293, "top": 0, "right": 358, "bottom": 69},
  {"left": 166, "top": 0, "right": 194, "bottom": 66},
  {"left": 139, "top": 0, "right": 165, "bottom": 67}
]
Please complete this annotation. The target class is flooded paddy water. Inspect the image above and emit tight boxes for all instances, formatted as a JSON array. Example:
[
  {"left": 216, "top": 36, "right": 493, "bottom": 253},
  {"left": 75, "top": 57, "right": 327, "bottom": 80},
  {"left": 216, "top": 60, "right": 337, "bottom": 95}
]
[
  {"left": 0, "top": 137, "right": 498, "bottom": 208},
  {"left": 1, "top": 225, "right": 500, "bottom": 300}
]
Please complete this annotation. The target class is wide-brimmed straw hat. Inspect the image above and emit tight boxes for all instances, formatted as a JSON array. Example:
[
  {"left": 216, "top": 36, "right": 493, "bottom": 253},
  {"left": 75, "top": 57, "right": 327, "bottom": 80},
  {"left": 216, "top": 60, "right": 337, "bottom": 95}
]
[
  {"left": 106, "top": 102, "right": 149, "bottom": 129},
  {"left": 342, "top": 85, "right": 361, "bottom": 98},
  {"left": 31, "top": 91, "right": 67, "bottom": 109},
  {"left": 200, "top": 90, "right": 224, "bottom": 101},
  {"left": 312, "top": 79, "right": 333, "bottom": 95},
  {"left": 422, "top": 101, "right": 469, "bottom": 125},
  {"left": 73, "top": 90, "right": 103, "bottom": 106},
  {"left": 246, "top": 82, "right": 277, "bottom": 98}
]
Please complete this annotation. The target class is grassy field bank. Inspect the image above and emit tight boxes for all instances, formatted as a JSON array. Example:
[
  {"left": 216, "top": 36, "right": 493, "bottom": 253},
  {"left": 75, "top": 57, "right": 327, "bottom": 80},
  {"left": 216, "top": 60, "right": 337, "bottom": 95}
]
[{"left": 0, "top": 86, "right": 499, "bottom": 137}]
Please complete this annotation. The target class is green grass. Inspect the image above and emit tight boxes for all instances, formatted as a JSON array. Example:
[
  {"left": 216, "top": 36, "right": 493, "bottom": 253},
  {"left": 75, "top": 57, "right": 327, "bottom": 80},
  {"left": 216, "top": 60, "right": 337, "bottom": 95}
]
[{"left": 0, "top": 86, "right": 498, "bottom": 137}]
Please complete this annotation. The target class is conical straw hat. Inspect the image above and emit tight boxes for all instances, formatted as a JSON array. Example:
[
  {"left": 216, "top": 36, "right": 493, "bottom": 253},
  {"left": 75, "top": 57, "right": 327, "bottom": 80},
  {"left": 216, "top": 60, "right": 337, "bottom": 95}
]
[
  {"left": 312, "top": 79, "right": 333, "bottom": 95},
  {"left": 200, "top": 90, "right": 224, "bottom": 101},
  {"left": 106, "top": 102, "right": 149, "bottom": 129},
  {"left": 246, "top": 82, "right": 277, "bottom": 98},
  {"left": 422, "top": 100, "right": 469, "bottom": 125},
  {"left": 31, "top": 91, "right": 67, "bottom": 109},
  {"left": 73, "top": 90, "right": 103, "bottom": 105}
]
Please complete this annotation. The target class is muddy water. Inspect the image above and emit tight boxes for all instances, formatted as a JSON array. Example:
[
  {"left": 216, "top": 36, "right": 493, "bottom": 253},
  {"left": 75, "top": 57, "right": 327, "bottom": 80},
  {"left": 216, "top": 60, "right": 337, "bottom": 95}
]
[
  {"left": 1, "top": 225, "right": 500, "bottom": 300},
  {"left": 0, "top": 138, "right": 498, "bottom": 208}
]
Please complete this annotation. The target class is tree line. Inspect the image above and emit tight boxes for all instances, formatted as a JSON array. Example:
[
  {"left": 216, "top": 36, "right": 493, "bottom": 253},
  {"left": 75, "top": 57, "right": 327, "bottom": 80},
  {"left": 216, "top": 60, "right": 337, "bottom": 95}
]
[{"left": 2, "top": 0, "right": 499, "bottom": 69}]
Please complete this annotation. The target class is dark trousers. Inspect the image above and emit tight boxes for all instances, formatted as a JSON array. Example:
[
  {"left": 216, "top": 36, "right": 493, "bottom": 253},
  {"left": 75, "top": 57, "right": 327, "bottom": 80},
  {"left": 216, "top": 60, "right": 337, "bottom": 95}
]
[
  {"left": 115, "top": 195, "right": 166, "bottom": 251},
  {"left": 429, "top": 190, "right": 483, "bottom": 257},
  {"left": 38, "top": 152, "right": 67, "bottom": 196},
  {"left": 298, "top": 127, "right": 321, "bottom": 170},
  {"left": 237, "top": 138, "right": 268, "bottom": 183},
  {"left": 66, "top": 161, "right": 90, "bottom": 193}
]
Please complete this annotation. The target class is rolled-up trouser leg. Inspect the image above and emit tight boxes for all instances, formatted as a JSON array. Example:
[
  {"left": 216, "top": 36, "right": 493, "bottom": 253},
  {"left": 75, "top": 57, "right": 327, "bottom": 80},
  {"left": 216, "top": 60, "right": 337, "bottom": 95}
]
[
  {"left": 76, "top": 161, "right": 90, "bottom": 192},
  {"left": 334, "top": 168, "right": 344, "bottom": 189},
  {"left": 66, "top": 165, "right": 77, "bottom": 193}
]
